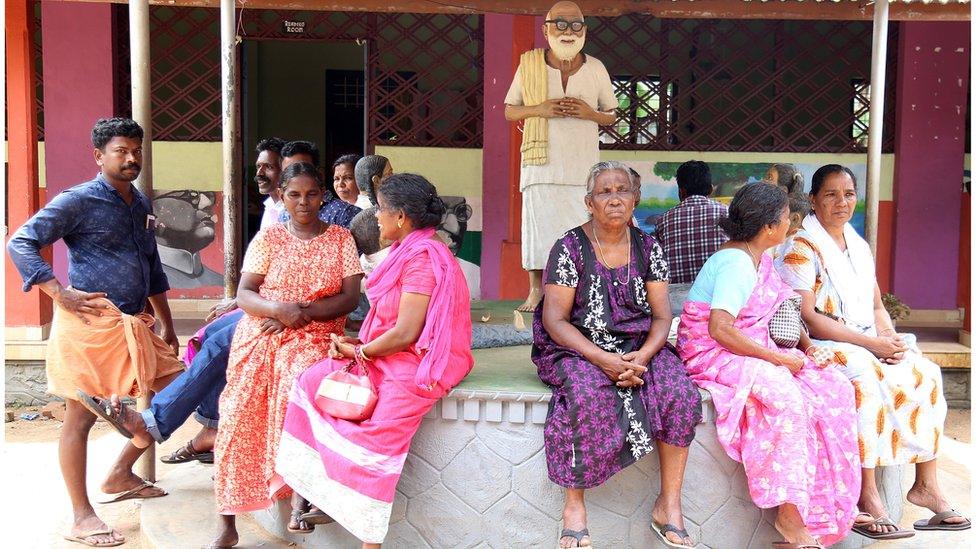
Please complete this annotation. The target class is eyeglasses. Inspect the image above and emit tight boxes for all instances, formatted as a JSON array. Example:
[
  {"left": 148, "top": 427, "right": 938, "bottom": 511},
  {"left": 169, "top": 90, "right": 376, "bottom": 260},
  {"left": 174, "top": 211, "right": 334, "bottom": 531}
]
[{"left": 545, "top": 19, "right": 585, "bottom": 32}]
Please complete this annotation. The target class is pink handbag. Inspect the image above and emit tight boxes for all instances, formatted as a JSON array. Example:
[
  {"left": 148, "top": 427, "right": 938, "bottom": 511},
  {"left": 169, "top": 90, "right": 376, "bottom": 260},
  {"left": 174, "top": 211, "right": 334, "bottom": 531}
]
[{"left": 314, "top": 356, "right": 377, "bottom": 422}]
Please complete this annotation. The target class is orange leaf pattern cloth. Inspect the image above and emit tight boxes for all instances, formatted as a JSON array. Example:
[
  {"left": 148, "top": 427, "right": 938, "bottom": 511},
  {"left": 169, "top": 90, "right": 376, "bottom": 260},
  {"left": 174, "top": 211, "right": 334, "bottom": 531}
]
[{"left": 774, "top": 232, "right": 948, "bottom": 468}]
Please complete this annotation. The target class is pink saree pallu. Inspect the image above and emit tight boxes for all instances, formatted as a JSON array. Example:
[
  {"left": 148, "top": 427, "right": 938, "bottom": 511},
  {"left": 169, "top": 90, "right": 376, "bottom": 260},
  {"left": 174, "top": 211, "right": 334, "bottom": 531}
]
[{"left": 676, "top": 256, "right": 861, "bottom": 546}]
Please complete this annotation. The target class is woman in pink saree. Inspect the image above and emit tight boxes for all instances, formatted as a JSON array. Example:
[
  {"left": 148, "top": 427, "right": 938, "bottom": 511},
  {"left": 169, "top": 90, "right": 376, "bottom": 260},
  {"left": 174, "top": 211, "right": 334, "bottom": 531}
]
[
  {"left": 677, "top": 184, "right": 860, "bottom": 548},
  {"left": 273, "top": 173, "right": 474, "bottom": 548}
]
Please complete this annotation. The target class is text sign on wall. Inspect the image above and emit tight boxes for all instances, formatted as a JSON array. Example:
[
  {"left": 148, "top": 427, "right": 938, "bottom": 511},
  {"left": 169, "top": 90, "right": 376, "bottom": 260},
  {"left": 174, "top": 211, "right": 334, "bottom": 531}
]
[{"left": 283, "top": 20, "right": 306, "bottom": 34}]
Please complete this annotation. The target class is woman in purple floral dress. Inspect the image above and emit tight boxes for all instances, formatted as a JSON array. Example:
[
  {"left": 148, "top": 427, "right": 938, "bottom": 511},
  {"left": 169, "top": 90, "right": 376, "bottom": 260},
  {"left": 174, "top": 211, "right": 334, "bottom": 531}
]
[{"left": 533, "top": 161, "right": 702, "bottom": 549}]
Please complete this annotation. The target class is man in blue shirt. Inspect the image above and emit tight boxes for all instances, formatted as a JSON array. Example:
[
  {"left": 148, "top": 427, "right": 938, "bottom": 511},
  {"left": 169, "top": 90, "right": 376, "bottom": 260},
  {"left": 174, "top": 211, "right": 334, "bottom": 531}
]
[{"left": 7, "top": 118, "right": 185, "bottom": 547}]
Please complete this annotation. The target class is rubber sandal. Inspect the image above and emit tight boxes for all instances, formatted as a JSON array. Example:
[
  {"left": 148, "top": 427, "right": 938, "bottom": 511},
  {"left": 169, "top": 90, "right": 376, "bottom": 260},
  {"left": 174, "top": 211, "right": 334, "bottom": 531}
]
[
  {"left": 98, "top": 479, "right": 167, "bottom": 504},
  {"left": 913, "top": 509, "right": 971, "bottom": 531},
  {"left": 299, "top": 507, "right": 335, "bottom": 525},
  {"left": 851, "top": 516, "right": 915, "bottom": 539},
  {"left": 557, "top": 527, "right": 590, "bottom": 548},
  {"left": 652, "top": 521, "right": 696, "bottom": 547},
  {"left": 75, "top": 390, "right": 133, "bottom": 439},
  {"left": 287, "top": 509, "right": 314, "bottom": 534},
  {"left": 63, "top": 529, "right": 125, "bottom": 547},
  {"left": 161, "top": 440, "right": 214, "bottom": 464}
]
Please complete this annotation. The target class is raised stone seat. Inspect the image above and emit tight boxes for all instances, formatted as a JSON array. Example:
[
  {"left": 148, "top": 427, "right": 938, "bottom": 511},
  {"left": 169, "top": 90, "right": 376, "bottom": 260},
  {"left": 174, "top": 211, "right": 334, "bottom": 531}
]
[{"left": 251, "top": 345, "right": 902, "bottom": 548}]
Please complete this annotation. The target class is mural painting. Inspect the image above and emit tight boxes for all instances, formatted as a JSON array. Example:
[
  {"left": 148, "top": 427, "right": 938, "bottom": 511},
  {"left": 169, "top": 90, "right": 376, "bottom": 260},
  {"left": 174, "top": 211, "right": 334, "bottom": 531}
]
[
  {"left": 152, "top": 190, "right": 226, "bottom": 297},
  {"left": 625, "top": 161, "right": 868, "bottom": 236}
]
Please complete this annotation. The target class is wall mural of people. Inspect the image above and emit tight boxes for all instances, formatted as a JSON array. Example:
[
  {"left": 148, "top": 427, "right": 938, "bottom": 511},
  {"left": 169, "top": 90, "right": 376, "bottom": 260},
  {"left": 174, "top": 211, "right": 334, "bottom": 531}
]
[{"left": 152, "top": 189, "right": 224, "bottom": 289}]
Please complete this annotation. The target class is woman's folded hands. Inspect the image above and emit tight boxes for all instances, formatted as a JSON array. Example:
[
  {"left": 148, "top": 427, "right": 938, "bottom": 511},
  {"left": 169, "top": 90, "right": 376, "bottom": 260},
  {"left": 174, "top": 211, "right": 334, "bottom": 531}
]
[{"left": 596, "top": 351, "right": 648, "bottom": 388}]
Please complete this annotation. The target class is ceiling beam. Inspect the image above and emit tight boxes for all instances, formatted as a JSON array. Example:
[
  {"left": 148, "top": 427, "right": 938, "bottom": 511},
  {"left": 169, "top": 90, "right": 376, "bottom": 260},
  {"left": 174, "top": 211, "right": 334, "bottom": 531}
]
[{"left": 62, "top": 0, "right": 970, "bottom": 21}]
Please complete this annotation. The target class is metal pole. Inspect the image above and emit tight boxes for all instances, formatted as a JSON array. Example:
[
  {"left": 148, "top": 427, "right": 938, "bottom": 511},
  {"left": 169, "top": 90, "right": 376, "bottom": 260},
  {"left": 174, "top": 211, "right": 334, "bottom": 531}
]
[
  {"left": 129, "top": 0, "right": 155, "bottom": 482},
  {"left": 221, "top": 0, "right": 242, "bottom": 297},
  {"left": 865, "top": 0, "right": 889, "bottom": 255}
]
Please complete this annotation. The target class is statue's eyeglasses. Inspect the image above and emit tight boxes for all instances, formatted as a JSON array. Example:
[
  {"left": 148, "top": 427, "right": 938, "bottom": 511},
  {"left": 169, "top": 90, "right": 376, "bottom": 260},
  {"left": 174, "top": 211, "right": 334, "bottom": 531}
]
[{"left": 545, "top": 19, "right": 585, "bottom": 32}]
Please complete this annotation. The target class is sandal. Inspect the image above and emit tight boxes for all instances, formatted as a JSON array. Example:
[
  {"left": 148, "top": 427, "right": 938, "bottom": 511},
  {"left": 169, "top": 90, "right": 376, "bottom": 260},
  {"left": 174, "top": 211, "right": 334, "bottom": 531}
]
[
  {"left": 557, "top": 527, "right": 591, "bottom": 548},
  {"left": 287, "top": 509, "right": 314, "bottom": 534},
  {"left": 98, "top": 479, "right": 167, "bottom": 504},
  {"left": 651, "top": 521, "right": 696, "bottom": 547},
  {"left": 63, "top": 529, "right": 125, "bottom": 547},
  {"left": 914, "top": 509, "right": 971, "bottom": 531},
  {"left": 300, "top": 506, "right": 334, "bottom": 525},
  {"left": 75, "top": 390, "right": 133, "bottom": 439},
  {"left": 851, "top": 516, "right": 915, "bottom": 539},
  {"left": 161, "top": 440, "right": 214, "bottom": 464}
]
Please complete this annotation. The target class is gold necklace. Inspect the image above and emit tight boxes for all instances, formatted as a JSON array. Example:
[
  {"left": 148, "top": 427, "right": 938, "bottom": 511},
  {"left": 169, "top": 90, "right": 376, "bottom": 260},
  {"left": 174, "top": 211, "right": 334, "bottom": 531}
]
[
  {"left": 592, "top": 225, "right": 631, "bottom": 287},
  {"left": 288, "top": 219, "right": 322, "bottom": 240},
  {"left": 744, "top": 241, "right": 760, "bottom": 267}
]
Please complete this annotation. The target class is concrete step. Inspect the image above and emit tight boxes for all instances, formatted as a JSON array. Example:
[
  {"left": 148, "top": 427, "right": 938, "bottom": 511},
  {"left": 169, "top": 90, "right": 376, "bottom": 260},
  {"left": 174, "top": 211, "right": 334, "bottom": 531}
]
[{"left": 139, "top": 462, "right": 292, "bottom": 549}]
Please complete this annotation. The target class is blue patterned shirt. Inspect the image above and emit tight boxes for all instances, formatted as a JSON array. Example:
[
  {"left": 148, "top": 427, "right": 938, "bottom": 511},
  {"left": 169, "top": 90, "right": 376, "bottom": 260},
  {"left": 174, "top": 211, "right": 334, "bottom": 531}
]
[
  {"left": 278, "top": 195, "right": 361, "bottom": 229},
  {"left": 7, "top": 174, "right": 170, "bottom": 315}
]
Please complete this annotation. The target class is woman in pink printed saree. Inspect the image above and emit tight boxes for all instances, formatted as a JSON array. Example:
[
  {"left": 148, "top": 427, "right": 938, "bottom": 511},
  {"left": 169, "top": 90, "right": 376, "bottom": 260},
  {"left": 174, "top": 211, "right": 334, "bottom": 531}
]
[
  {"left": 273, "top": 174, "right": 473, "bottom": 548},
  {"left": 677, "top": 183, "right": 860, "bottom": 548}
]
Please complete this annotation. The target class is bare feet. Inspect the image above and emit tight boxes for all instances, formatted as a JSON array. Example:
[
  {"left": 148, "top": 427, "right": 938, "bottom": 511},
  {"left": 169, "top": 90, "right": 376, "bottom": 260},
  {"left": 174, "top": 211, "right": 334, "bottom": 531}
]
[
  {"left": 69, "top": 512, "right": 125, "bottom": 547},
  {"left": 651, "top": 496, "right": 694, "bottom": 546},
  {"left": 559, "top": 499, "right": 589, "bottom": 548},
  {"left": 907, "top": 482, "right": 968, "bottom": 525},
  {"left": 774, "top": 504, "right": 818, "bottom": 545},
  {"left": 516, "top": 288, "right": 542, "bottom": 313},
  {"left": 101, "top": 468, "right": 166, "bottom": 499},
  {"left": 207, "top": 516, "right": 239, "bottom": 548}
]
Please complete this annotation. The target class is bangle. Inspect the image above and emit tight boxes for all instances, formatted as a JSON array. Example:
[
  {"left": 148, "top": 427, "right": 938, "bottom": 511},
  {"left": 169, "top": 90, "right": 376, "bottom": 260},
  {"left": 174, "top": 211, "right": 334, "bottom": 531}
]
[{"left": 357, "top": 344, "right": 373, "bottom": 362}]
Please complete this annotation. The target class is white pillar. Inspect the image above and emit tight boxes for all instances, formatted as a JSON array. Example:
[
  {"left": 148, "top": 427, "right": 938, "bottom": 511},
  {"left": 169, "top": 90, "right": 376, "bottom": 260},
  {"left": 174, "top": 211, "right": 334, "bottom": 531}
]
[
  {"left": 865, "top": 0, "right": 889, "bottom": 255},
  {"left": 221, "top": 0, "right": 241, "bottom": 296},
  {"left": 129, "top": 0, "right": 155, "bottom": 482}
]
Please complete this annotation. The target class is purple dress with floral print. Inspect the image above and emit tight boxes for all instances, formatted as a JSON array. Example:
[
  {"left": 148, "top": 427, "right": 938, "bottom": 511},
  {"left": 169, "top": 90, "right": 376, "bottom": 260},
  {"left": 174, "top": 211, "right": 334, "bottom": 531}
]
[{"left": 532, "top": 226, "right": 702, "bottom": 489}]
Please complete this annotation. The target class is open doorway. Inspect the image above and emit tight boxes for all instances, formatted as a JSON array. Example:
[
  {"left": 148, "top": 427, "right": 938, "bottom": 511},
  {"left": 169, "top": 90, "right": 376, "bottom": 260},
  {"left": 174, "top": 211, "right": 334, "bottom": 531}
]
[{"left": 241, "top": 39, "right": 366, "bottom": 242}]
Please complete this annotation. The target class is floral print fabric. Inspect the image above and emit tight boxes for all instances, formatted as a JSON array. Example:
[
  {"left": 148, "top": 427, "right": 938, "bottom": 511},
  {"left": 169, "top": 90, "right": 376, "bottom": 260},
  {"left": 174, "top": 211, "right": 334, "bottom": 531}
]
[
  {"left": 214, "top": 223, "right": 362, "bottom": 513},
  {"left": 532, "top": 227, "right": 702, "bottom": 489},
  {"left": 775, "top": 234, "right": 947, "bottom": 467},
  {"left": 677, "top": 254, "right": 860, "bottom": 546}
]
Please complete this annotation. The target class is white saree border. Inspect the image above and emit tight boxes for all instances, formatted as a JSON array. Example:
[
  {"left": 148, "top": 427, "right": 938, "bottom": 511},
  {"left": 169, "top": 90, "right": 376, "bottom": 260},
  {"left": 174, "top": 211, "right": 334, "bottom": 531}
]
[{"left": 276, "top": 431, "right": 394, "bottom": 544}]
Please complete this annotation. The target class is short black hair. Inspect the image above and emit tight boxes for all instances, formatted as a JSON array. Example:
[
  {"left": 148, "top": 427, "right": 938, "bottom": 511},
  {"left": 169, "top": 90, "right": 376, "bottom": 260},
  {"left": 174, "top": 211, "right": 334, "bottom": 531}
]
[
  {"left": 810, "top": 164, "right": 857, "bottom": 196},
  {"left": 279, "top": 161, "right": 325, "bottom": 190},
  {"left": 91, "top": 118, "right": 143, "bottom": 149},
  {"left": 255, "top": 137, "right": 285, "bottom": 157},
  {"left": 718, "top": 183, "right": 788, "bottom": 241},
  {"left": 281, "top": 140, "right": 320, "bottom": 168},
  {"left": 332, "top": 154, "right": 360, "bottom": 170},
  {"left": 675, "top": 160, "right": 712, "bottom": 197},
  {"left": 376, "top": 173, "right": 446, "bottom": 230}
]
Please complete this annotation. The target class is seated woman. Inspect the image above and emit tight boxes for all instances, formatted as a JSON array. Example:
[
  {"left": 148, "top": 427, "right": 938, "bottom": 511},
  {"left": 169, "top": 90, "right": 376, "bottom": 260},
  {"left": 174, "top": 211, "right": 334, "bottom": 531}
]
[
  {"left": 209, "top": 162, "right": 363, "bottom": 548},
  {"left": 273, "top": 173, "right": 474, "bottom": 549},
  {"left": 533, "top": 161, "right": 702, "bottom": 549},
  {"left": 775, "top": 164, "right": 970, "bottom": 539},
  {"left": 677, "top": 182, "right": 860, "bottom": 548}
]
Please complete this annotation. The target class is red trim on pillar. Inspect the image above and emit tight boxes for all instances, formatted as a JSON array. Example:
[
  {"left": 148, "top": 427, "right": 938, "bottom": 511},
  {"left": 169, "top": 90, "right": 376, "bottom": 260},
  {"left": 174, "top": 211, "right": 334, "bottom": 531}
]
[
  {"left": 5, "top": 0, "right": 52, "bottom": 329},
  {"left": 958, "top": 192, "right": 970, "bottom": 331},
  {"left": 875, "top": 200, "right": 895, "bottom": 294}
]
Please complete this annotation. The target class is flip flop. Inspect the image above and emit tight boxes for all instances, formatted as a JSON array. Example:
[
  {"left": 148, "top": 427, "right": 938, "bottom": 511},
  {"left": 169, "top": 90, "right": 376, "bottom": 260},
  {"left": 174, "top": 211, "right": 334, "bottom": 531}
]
[
  {"left": 651, "top": 521, "right": 696, "bottom": 547},
  {"left": 557, "top": 527, "right": 591, "bottom": 548},
  {"left": 76, "top": 390, "right": 133, "bottom": 439},
  {"left": 913, "top": 509, "right": 972, "bottom": 531},
  {"left": 161, "top": 440, "right": 214, "bottom": 464},
  {"left": 299, "top": 507, "right": 335, "bottom": 525},
  {"left": 770, "top": 543, "right": 824, "bottom": 549},
  {"left": 98, "top": 479, "right": 167, "bottom": 504},
  {"left": 63, "top": 529, "right": 125, "bottom": 547},
  {"left": 851, "top": 516, "right": 915, "bottom": 539}
]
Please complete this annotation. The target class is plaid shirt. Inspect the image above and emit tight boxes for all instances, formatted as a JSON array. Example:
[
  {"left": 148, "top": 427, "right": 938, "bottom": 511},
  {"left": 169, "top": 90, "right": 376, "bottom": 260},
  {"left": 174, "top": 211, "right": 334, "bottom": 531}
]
[{"left": 654, "top": 195, "right": 728, "bottom": 284}]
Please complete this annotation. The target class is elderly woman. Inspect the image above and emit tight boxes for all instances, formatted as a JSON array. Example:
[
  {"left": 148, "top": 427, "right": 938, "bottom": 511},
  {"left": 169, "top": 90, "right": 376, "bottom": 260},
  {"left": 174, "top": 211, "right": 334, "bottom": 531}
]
[
  {"left": 677, "top": 183, "right": 860, "bottom": 548},
  {"left": 533, "top": 161, "right": 702, "bottom": 549},
  {"left": 209, "top": 162, "right": 364, "bottom": 548},
  {"left": 775, "top": 164, "right": 969, "bottom": 539},
  {"left": 274, "top": 173, "right": 474, "bottom": 549}
]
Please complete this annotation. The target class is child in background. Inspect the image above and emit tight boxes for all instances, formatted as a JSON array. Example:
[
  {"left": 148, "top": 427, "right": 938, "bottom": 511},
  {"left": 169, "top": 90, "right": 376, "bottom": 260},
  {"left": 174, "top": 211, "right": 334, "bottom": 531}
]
[{"left": 346, "top": 207, "right": 391, "bottom": 331}]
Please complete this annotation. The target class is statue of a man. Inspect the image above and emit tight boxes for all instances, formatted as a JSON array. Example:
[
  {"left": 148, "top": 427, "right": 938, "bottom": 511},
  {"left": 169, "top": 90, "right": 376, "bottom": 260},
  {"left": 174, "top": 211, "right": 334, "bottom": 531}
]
[{"left": 504, "top": 0, "right": 618, "bottom": 312}]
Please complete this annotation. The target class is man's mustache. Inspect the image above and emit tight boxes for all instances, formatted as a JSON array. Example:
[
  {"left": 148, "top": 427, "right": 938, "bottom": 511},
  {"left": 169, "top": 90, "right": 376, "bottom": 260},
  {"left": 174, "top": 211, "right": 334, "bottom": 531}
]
[
  {"left": 122, "top": 163, "right": 141, "bottom": 171},
  {"left": 255, "top": 175, "right": 270, "bottom": 184}
]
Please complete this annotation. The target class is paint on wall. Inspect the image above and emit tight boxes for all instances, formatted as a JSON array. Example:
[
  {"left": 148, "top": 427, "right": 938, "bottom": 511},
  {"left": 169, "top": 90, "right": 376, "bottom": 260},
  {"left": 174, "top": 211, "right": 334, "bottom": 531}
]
[
  {"left": 621, "top": 160, "right": 868, "bottom": 235},
  {"left": 152, "top": 190, "right": 226, "bottom": 298}
]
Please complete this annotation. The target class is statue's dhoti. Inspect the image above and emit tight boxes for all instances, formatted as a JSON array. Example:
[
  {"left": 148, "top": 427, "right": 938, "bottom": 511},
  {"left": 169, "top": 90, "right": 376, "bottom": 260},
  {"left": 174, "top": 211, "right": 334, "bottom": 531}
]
[{"left": 521, "top": 184, "right": 589, "bottom": 270}]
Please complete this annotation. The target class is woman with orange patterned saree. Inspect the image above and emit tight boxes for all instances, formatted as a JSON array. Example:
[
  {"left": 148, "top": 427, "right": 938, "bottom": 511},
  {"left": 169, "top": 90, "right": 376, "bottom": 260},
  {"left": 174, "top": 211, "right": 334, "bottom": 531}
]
[{"left": 775, "top": 164, "right": 969, "bottom": 541}]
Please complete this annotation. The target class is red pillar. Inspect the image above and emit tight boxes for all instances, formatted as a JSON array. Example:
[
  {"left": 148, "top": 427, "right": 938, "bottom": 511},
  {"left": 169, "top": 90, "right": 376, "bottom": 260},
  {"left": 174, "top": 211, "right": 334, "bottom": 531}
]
[
  {"left": 890, "top": 21, "right": 969, "bottom": 309},
  {"left": 5, "top": 0, "right": 52, "bottom": 331},
  {"left": 41, "top": 1, "right": 118, "bottom": 283}
]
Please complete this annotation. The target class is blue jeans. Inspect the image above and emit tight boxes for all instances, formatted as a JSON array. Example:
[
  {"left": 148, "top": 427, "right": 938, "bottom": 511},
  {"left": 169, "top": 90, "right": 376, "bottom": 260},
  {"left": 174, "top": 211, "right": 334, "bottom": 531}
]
[{"left": 141, "top": 309, "right": 243, "bottom": 443}]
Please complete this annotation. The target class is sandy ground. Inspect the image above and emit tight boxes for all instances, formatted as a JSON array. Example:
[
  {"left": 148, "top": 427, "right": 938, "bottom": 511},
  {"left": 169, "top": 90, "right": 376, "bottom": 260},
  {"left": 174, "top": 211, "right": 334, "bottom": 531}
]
[{"left": 3, "top": 407, "right": 972, "bottom": 548}]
